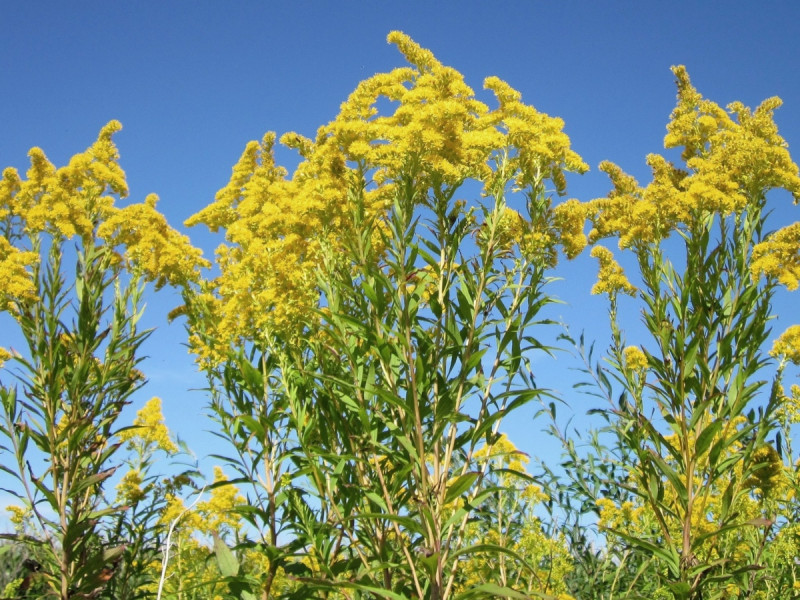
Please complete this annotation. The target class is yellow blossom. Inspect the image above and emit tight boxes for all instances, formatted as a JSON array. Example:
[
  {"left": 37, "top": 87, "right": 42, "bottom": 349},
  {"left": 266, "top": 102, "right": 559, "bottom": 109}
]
[
  {"left": 195, "top": 466, "right": 245, "bottom": 535},
  {"left": 520, "top": 227, "right": 558, "bottom": 268},
  {"left": 553, "top": 198, "right": 589, "bottom": 258},
  {"left": 159, "top": 493, "right": 202, "bottom": 531},
  {"left": 473, "top": 433, "right": 529, "bottom": 473},
  {"left": 742, "top": 444, "right": 783, "bottom": 496},
  {"left": 521, "top": 483, "right": 548, "bottom": 505},
  {"left": 0, "top": 167, "right": 22, "bottom": 221},
  {"left": 665, "top": 67, "right": 800, "bottom": 202},
  {"left": 770, "top": 325, "right": 800, "bottom": 365},
  {"left": 116, "top": 468, "right": 146, "bottom": 504},
  {"left": 623, "top": 345, "right": 648, "bottom": 372},
  {"left": 2, "top": 122, "right": 206, "bottom": 295},
  {"left": 157, "top": 467, "right": 244, "bottom": 538},
  {"left": 597, "top": 497, "right": 649, "bottom": 539},
  {"left": 0, "top": 237, "right": 38, "bottom": 312},
  {"left": 587, "top": 67, "right": 800, "bottom": 252},
  {"left": 479, "top": 205, "right": 526, "bottom": 254},
  {"left": 751, "top": 222, "right": 800, "bottom": 290},
  {"left": 785, "top": 385, "right": 800, "bottom": 425},
  {"left": 589, "top": 246, "right": 637, "bottom": 297},
  {"left": 484, "top": 76, "right": 588, "bottom": 194},
  {"left": 17, "top": 121, "right": 127, "bottom": 240},
  {"left": 98, "top": 193, "right": 210, "bottom": 290},
  {"left": 0, "top": 347, "right": 11, "bottom": 369},
  {"left": 6, "top": 505, "right": 29, "bottom": 529},
  {"left": 119, "top": 397, "right": 178, "bottom": 454},
  {"left": 585, "top": 161, "right": 673, "bottom": 249},
  {"left": 184, "top": 32, "right": 585, "bottom": 362}
]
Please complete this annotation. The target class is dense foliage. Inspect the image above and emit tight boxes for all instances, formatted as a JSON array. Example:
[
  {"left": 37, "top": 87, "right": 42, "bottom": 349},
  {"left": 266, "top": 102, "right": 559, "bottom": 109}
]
[{"left": 1, "top": 32, "right": 799, "bottom": 600}]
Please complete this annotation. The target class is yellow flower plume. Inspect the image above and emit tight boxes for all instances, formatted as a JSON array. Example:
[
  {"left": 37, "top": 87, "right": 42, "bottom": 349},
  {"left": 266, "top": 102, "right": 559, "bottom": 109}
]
[
  {"left": 771, "top": 325, "right": 800, "bottom": 365},
  {"left": 0, "top": 238, "right": 38, "bottom": 313},
  {"left": 590, "top": 246, "right": 637, "bottom": 297},
  {"left": 98, "top": 193, "right": 210, "bottom": 290},
  {"left": 751, "top": 222, "right": 800, "bottom": 290},
  {"left": 118, "top": 397, "right": 178, "bottom": 454},
  {"left": 623, "top": 345, "right": 648, "bottom": 372},
  {"left": 586, "top": 67, "right": 800, "bottom": 250},
  {"left": 184, "top": 32, "right": 587, "bottom": 362}
]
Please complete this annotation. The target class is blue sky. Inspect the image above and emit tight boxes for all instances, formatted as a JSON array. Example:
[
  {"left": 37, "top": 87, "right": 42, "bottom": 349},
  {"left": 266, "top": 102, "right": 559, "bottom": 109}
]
[{"left": 2, "top": 2, "right": 800, "bottom": 483}]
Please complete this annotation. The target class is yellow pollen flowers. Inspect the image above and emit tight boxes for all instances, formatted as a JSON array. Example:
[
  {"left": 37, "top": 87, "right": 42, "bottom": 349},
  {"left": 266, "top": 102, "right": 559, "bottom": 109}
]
[
  {"left": 0, "top": 238, "right": 38, "bottom": 312},
  {"left": 118, "top": 397, "right": 178, "bottom": 454},
  {"left": 580, "top": 66, "right": 800, "bottom": 255},
  {"left": 0, "top": 347, "right": 10, "bottom": 369},
  {"left": 623, "top": 345, "right": 648, "bottom": 373},
  {"left": 590, "top": 246, "right": 636, "bottom": 297},
  {"left": 1, "top": 121, "right": 209, "bottom": 302},
  {"left": 751, "top": 222, "right": 800, "bottom": 290},
  {"left": 771, "top": 325, "right": 800, "bottom": 365},
  {"left": 184, "top": 31, "right": 587, "bottom": 362},
  {"left": 98, "top": 193, "right": 209, "bottom": 290}
]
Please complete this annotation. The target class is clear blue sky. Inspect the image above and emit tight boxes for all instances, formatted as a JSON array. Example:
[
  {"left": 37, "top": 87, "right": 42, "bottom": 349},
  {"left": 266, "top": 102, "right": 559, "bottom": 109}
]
[{"left": 2, "top": 2, "right": 800, "bottom": 481}]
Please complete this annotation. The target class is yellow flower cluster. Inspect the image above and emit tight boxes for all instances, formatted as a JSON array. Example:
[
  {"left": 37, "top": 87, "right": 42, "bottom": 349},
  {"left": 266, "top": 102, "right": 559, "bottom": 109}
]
[
  {"left": 751, "top": 222, "right": 800, "bottom": 290},
  {"left": 584, "top": 67, "right": 800, "bottom": 251},
  {"left": 159, "top": 466, "right": 245, "bottom": 537},
  {"left": 743, "top": 444, "right": 784, "bottom": 497},
  {"left": 1, "top": 122, "right": 208, "bottom": 311},
  {"left": 402, "top": 264, "right": 440, "bottom": 304},
  {"left": 512, "top": 522, "right": 575, "bottom": 598},
  {"left": 97, "top": 193, "right": 210, "bottom": 290},
  {"left": 6, "top": 505, "right": 29, "bottom": 529},
  {"left": 770, "top": 325, "right": 800, "bottom": 365},
  {"left": 583, "top": 162, "right": 652, "bottom": 248},
  {"left": 589, "top": 246, "right": 637, "bottom": 297},
  {"left": 459, "top": 487, "right": 573, "bottom": 597},
  {"left": 0, "top": 347, "right": 12, "bottom": 369},
  {"left": 776, "top": 384, "right": 800, "bottom": 426},
  {"left": 596, "top": 497, "right": 648, "bottom": 535},
  {"left": 118, "top": 397, "right": 178, "bottom": 454},
  {"left": 185, "top": 32, "right": 587, "bottom": 362},
  {"left": 195, "top": 466, "right": 246, "bottom": 535},
  {"left": 0, "top": 235, "right": 38, "bottom": 313},
  {"left": 623, "top": 345, "right": 648, "bottom": 373},
  {"left": 2, "top": 121, "right": 126, "bottom": 240},
  {"left": 478, "top": 205, "right": 526, "bottom": 255},
  {"left": 160, "top": 492, "right": 200, "bottom": 530},
  {"left": 553, "top": 198, "right": 590, "bottom": 259},
  {"left": 184, "top": 132, "right": 331, "bottom": 355},
  {"left": 116, "top": 468, "right": 146, "bottom": 504},
  {"left": 473, "top": 433, "right": 529, "bottom": 473},
  {"left": 483, "top": 75, "right": 588, "bottom": 194},
  {"left": 768, "top": 523, "right": 800, "bottom": 581},
  {"left": 618, "top": 415, "right": 791, "bottom": 576}
]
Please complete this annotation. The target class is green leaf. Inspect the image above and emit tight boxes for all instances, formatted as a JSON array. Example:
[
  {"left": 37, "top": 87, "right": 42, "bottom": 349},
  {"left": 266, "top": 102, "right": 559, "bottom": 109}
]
[
  {"left": 695, "top": 420, "right": 722, "bottom": 458},
  {"left": 444, "top": 472, "right": 478, "bottom": 505},
  {"left": 332, "top": 581, "right": 410, "bottom": 600},
  {"left": 607, "top": 527, "right": 681, "bottom": 578},
  {"left": 212, "top": 532, "right": 240, "bottom": 578},
  {"left": 667, "top": 580, "right": 691, "bottom": 599},
  {"left": 238, "top": 357, "right": 263, "bottom": 392},
  {"left": 455, "top": 582, "right": 535, "bottom": 599},
  {"left": 647, "top": 449, "right": 686, "bottom": 503}
]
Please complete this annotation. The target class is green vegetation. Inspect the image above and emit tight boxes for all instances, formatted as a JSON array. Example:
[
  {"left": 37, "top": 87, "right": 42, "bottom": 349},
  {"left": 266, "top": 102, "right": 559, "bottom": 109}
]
[{"left": 2, "top": 33, "right": 800, "bottom": 600}]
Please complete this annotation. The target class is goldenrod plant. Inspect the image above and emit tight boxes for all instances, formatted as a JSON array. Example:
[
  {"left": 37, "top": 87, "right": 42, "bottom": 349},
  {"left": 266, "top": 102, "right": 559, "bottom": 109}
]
[
  {"left": 184, "top": 31, "right": 587, "bottom": 599},
  {"left": 106, "top": 397, "right": 199, "bottom": 600},
  {"left": 3, "top": 35, "right": 800, "bottom": 600},
  {"left": 0, "top": 123, "right": 207, "bottom": 599},
  {"left": 458, "top": 436, "right": 574, "bottom": 598},
  {"left": 550, "top": 67, "right": 800, "bottom": 600}
]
